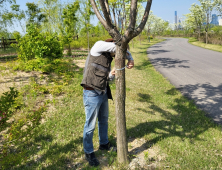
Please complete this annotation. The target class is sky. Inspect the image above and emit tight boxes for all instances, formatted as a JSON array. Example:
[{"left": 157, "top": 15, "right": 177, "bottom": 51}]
[
  {"left": 5, "top": 0, "right": 220, "bottom": 33},
  {"left": 149, "top": 0, "right": 201, "bottom": 23}
]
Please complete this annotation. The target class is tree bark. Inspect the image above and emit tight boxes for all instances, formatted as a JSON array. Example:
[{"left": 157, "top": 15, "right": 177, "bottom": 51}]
[{"left": 115, "top": 45, "right": 128, "bottom": 164}]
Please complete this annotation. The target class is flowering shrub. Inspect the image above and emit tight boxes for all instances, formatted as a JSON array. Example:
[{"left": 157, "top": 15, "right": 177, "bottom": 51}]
[{"left": 0, "top": 87, "right": 19, "bottom": 127}]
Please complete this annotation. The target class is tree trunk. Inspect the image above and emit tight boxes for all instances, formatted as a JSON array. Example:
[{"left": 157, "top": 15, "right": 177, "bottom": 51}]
[
  {"left": 115, "top": 45, "right": 128, "bottom": 164},
  {"left": 206, "top": 13, "right": 209, "bottom": 44}
]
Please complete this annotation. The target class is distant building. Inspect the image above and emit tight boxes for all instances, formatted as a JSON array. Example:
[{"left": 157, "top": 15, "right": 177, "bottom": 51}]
[
  {"left": 210, "top": 14, "right": 219, "bottom": 25},
  {"left": 219, "top": 19, "right": 222, "bottom": 26},
  {"left": 175, "top": 11, "right": 178, "bottom": 30},
  {"left": 178, "top": 18, "right": 182, "bottom": 30}
]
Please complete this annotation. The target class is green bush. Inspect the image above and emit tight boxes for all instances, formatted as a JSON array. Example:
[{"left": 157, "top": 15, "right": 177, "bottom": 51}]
[{"left": 12, "top": 24, "right": 63, "bottom": 62}]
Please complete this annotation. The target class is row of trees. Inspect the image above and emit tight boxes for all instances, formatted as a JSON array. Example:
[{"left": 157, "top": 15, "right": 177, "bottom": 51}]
[
  {"left": 141, "top": 0, "right": 222, "bottom": 45},
  {"left": 184, "top": 0, "right": 222, "bottom": 44},
  {"left": 0, "top": 0, "right": 151, "bottom": 37}
]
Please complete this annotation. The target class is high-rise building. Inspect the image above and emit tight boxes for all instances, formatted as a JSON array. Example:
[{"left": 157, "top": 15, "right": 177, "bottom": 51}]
[
  {"left": 175, "top": 11, "right": 177, "bottom": 24},
  {"left": 175, "top": 11, "right": 178, "bottom": 29},
  {"left": 210, "top": 14, "right": 219, "bottom": 25}
]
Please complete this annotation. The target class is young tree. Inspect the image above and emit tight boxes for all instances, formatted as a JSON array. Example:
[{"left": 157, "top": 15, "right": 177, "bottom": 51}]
[
  {"left": 61, "top": 1, "right": 79, "bottom": 56},
  {"left": 184, "top": 13, "right": 196, "bottom": 33},
  {"left": 187, "top": 3, "right": 205, "bottom": 40},
  {"left": 25, "top": 2, "right": 48, "bottom": 29},
  {"left": 90, "top": 0, "right": 152, "bottom": 164},
  {"left": 1, "top": 4, "right": 25, "bottom": 32},
  {"left": 79, "top": 0, "right": 95, "bottom": 53},
  {"left": 37, "top": 0, "right": 63, "bottom": 33},
  {"left": 0, "top": 0, "right": 20, "bottom": 30},
  {"left": 148, "top": 16, "right": 167, "bottom": 37},
  {"left": 1, "top": 2, "right": 47, "bottom": 33},
  {"left": 198, "top": 0, "right": 216, "bottom": 44},
  {"left": 145, "top": 10, "right": 154, "bottom": 38}
]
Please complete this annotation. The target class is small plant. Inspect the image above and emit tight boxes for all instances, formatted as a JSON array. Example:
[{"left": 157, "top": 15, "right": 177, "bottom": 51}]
[
  {"left": 107, "top": 150, "right": 117, "bottom": 166},
  {"left": 144, "top": 151, "right": 149, "bottom": 163},
  {"left": 0, "top": 87, "right": 19, "bottom": 128}
]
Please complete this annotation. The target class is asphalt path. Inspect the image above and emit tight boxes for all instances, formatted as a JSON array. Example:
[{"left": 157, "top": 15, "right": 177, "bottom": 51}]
[{"left": 147, "top": 38, "right": 222, "bottom": 125}]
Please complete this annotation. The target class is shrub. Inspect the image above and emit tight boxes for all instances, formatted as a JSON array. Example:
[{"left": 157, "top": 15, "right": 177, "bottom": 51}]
[{"left": 12, "top": 24, "right": 63, "bottom": 62}]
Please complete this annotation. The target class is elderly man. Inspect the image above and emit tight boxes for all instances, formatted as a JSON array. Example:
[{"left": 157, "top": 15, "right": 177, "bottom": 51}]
[{"left": 81, "top": 38, "right": 134, "bottom": 166}]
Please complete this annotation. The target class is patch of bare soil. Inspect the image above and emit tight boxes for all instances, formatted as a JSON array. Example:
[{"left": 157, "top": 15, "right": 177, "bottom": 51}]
[
  {"left": 0, "top": 69, "right": 43, "bottom": 95},
  {"left": 73, "top": 138, "right": 166, "bottom": 169},
  {"left": 73, "top": 59, "right": 86, "bottom": 68}
]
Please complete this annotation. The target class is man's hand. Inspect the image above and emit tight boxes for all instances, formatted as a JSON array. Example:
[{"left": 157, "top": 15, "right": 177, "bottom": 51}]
[
  {"left": 110, "top": 67, "right": 115, "bottom": 75},
  {"left": 126, "top": 60, "right": 134, "bottom": 69}
]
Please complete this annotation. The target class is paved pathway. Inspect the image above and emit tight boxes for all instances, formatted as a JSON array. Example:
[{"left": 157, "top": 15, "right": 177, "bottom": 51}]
[{"left": 147, "top": 38, "right": 222, "bottom": 125}]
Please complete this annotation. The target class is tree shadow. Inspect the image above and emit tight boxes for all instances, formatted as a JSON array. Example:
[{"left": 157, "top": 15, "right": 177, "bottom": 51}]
[
  {"left": 134, "top": 59, "right": 153, "bottom": 70},
  {"left": 147, "top": 50, "right": 171, "bottom": 55},
  {"left": 127, "top": 90, "right": 218, "bottom": 155},
  {"left": 177, "top": 83, "right": 222, "bottom": 124},
  {"left": 12, "top": 136, "right": 85, "bottom": 170}
]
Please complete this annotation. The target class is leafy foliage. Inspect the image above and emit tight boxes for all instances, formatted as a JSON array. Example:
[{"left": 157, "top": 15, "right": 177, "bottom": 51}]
[
  {"left": 25, "top": 2, "right": 47, "bottom": 27},
  {"left": 12, "top": 24, "right": 63, "bottom": 62}
]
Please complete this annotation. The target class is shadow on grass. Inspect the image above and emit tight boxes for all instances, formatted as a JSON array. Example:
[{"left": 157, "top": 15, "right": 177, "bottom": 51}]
[
  {"left": 11, "top": 136, "right": 84, "bottom": 170},
  {"left": 134, "top": 59, "right": 153, "bottom": 70},
  {"left": 127, "top": 88, "right": 218, "bottom": 155}
]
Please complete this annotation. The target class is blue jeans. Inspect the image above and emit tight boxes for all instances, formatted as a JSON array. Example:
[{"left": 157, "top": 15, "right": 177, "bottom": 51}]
[{"left": 83, "top": 89, "right": 109, "bottom": 154}]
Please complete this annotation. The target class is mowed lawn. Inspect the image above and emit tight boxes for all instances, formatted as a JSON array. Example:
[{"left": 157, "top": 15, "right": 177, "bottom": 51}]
[{"left": 1, "top": 38, "right": 222, "bottom": 169}]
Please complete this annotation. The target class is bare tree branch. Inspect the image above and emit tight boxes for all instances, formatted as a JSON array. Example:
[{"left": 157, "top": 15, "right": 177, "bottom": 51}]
[
  {"left": 112, "top": 5, "right": 117, "bottom": 27},
  {"left": 135, "top": 0, "right": 152, "bottom": 34},
  {"left": 104, "top": 0, "right": 112, "bottom": 23},
  {"left": 128, "top": 0, "right": 138, "bottom": 29},
  {"left": 90, "top": 0, "right": 107, "bottom": 27},
  {"left": 99, "top": 0, "right": 113, "bottom": 27},
  {"left": 91, "top": 0, "right": 122, "bottom": 43},
  {"left": 125, "top": 0, "right": 153, "bottom": 40}
]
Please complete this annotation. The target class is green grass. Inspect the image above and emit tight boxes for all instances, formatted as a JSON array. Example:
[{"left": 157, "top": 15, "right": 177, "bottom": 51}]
[
  {"left": 126, "top": 39, "right": 222, "bottom": 169},
  {"left": 188, "top": 37, "right": 222, "bottom": 53},
  {"left": 0, "top": 38, "right": 222, "bottom": 169}
]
